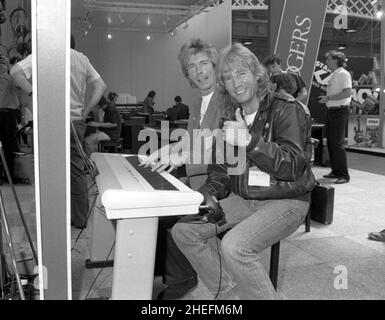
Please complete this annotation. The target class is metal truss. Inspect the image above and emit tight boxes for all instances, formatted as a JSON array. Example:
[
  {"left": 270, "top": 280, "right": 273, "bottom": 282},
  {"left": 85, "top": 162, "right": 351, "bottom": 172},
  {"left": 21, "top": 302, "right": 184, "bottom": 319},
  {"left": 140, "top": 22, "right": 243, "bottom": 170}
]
[
  {"left": 82, "top": 0, "right": 216, "bottom": 33},
  {"left": 79, "top": 0, "right": 381, "bottom": 34},
  {"left": 229, "top": 0, "right": 380, "bottom": 20},
  {"left": 231, "top": 0, "right": 268, "bottom": 10}
]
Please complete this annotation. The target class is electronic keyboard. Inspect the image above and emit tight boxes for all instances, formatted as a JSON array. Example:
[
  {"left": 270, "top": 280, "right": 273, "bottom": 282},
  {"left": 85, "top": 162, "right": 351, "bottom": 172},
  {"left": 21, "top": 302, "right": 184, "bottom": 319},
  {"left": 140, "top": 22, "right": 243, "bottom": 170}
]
[
  {"left": 89, "top": 152, "right": 203, "bottom": 299},
  {"left": 91, "top": 153, "right": 203, "bottom": 220}
]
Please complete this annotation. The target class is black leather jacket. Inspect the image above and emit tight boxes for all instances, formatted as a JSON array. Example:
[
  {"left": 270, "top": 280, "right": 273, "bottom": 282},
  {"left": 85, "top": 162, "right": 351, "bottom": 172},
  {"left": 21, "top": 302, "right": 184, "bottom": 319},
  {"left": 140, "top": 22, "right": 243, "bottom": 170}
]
[{"left": 199, "top": 93, "right": 315, "bottom": 202}]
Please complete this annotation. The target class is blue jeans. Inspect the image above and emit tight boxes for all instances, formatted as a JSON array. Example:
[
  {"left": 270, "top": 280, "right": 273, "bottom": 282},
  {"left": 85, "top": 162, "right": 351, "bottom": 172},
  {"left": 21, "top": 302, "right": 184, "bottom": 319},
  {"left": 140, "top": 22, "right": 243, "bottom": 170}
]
[{"left": 171, "top": 193, "right": 309, "bottom": 299}]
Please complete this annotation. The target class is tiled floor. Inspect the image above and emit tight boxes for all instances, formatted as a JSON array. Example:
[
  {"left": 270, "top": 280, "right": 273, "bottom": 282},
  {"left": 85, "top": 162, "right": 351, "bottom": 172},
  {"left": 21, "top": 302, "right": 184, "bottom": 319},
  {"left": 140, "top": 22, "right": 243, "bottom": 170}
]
[{"left": 2, "top": 151, "right": 385, "bottom": 300}]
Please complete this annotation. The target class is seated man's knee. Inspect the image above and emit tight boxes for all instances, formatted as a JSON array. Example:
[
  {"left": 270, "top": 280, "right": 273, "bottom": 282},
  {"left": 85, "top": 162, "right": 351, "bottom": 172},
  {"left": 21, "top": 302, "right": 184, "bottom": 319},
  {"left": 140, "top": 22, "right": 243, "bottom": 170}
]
[
  {"left": 221, "top": 230, "right": 262, "bottom": 264},
  {"left": 171, "top": 222, "right": 210, "bottom": 246},
  {"left": 171, "top": 222, "right": 191, "bottom": 246},
  {"left": 221, "top": 232, "right": 243, "bottom": 262}
]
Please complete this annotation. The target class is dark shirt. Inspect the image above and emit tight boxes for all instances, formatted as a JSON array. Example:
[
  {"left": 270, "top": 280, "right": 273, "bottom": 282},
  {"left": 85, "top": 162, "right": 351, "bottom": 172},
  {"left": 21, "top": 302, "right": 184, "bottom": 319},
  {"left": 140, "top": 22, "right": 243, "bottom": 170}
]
[
  {"left": 174, "top": 102, "right": 189, "bottom": 120},
  {"left": 167, "top": 102, "right": 189, "bottom": 121},
  {"left": 166, "top": 107, "right": 177, "bottom": 121},
  {"left": 142, "top": 97, "right": 155, "bottom": 114},
  {"left": 99, "top": 105, "right": 121, "bottom": 139},
  {"left": 287, "top": 71, "right": 306, "bottom": 99}
]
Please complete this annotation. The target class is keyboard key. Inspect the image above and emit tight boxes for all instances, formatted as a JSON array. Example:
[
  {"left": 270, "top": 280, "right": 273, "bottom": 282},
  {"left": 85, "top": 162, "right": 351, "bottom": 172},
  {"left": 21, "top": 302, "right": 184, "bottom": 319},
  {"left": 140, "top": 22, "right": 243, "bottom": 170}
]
[{"left": 125, "top": 156, "right": 178, "bottom": 191}]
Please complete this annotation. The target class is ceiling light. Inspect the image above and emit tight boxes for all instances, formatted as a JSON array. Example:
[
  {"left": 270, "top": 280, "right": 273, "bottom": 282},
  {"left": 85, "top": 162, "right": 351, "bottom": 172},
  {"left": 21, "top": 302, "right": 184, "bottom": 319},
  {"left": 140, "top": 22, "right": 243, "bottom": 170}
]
[
  {"left": 146, "top": 35, "right": 151, "bottom": 41},
  {"left": 345, "top": 29, "right": 357, "bottom": 33},
  {"left": 243, "top": 41, "right": 252, "bottom": 45},
  {"left": 107, "top": 33, "right": 112, "bottom": 40},
  {"left": 338, "top": 44, "right": 346, "bottom": 50}
]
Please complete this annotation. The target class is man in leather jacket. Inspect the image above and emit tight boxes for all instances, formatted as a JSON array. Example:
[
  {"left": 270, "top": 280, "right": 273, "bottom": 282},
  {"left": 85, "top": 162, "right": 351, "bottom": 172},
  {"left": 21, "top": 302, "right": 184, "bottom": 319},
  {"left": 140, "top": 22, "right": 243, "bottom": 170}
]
[{"left": 171, "top": 43, "right": 315, "bottom": 300}]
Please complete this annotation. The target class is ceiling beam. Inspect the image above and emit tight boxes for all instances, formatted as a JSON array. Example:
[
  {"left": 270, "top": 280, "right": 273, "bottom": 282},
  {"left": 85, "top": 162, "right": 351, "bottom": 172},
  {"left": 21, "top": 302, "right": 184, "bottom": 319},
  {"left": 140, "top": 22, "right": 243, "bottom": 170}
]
[
  {"left": 84, "top": 1, "right": 204, "bottom": 16},
  {"left": 82, "top": 0, "right": 217, "bottom": 33},
  {"left": 94, "top": 26, "right": 166, "bottom": 34}
]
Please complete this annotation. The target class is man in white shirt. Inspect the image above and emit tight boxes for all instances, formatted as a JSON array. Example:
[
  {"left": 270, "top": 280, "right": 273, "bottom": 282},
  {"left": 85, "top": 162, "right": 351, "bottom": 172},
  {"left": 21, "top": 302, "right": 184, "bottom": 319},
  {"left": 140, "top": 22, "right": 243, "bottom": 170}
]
[
  {"left": 318, "top": 50, "right": 352, "bottom": 184},
  {"left": 10, "top": 36, "right": 107, "bottom": 227}
]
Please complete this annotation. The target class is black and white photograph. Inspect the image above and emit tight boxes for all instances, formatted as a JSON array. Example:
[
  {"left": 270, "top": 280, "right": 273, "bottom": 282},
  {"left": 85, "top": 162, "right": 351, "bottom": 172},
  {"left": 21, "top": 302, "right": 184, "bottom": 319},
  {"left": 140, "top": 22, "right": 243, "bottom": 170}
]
[{"left": 0, "top": 0, "right": 384, "bottom": 307}]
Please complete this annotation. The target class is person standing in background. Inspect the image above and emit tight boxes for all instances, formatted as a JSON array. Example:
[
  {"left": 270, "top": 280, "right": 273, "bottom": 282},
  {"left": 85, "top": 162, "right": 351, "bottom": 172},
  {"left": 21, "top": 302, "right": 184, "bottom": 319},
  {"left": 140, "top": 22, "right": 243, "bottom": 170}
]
[
  {"left": 263, "top": 54, "right": 308, "bottom": 104},
  {"left": 142, "top": 90, "right": 156, "bottom": 114},
  {"left": 166, "top": 96, "right": 189, "bottom": 121},
  {"left": 10, "top": 35, "right": 107, "bottom": 228},
  {"left": 318, "top": 50, "right": 352, "bottom": 184},
  {"left": 173, "top": 96, "right": 189, "bottom": 120}
]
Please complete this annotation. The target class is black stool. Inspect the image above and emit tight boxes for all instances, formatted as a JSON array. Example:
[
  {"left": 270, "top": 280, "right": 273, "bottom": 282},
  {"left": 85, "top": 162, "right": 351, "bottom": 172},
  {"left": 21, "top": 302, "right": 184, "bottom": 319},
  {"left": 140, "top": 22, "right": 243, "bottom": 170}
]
[
  {"left": 305, "top": 207, "right": 311, "bottom": 232},
  {"left": 269, "top": 242, "right": 280, "bottom": 290},
  {"left": 98, "top": 138, "right": 123, "bottom": 153},
  {"left": 269, "top": 209, "right": 311, "bottom": 291}
]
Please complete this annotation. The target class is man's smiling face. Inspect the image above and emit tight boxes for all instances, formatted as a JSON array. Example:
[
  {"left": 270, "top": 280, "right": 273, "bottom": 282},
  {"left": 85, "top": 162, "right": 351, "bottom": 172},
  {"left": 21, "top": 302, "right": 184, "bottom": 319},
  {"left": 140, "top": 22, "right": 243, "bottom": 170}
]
[{"left": 187, "top": 52, "right": 216, "bottom": 95}]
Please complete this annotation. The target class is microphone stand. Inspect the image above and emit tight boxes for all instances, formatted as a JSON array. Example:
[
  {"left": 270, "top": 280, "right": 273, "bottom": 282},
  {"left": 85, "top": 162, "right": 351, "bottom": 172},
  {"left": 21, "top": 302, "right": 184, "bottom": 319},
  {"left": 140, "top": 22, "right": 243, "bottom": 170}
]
[
  {"left": 0, "top": 167, "right": 25, "bottom": 299},
  {"left": 0, "top": 142, "right": 37, "bottom": 265}
]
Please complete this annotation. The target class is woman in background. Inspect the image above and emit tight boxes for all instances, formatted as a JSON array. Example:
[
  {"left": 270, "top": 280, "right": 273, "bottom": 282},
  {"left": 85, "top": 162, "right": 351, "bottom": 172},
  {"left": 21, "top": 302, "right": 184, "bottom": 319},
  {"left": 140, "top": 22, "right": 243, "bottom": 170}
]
[{"left": 142, "top": 90, "right": 156, "bottom": 114}]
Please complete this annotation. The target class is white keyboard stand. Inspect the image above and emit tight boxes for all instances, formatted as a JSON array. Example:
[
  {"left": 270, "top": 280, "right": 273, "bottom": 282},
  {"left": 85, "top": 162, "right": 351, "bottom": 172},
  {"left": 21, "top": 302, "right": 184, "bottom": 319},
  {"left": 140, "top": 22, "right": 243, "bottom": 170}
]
[{"left": 89, "top": 153, "right": 203, "bottom": 299}]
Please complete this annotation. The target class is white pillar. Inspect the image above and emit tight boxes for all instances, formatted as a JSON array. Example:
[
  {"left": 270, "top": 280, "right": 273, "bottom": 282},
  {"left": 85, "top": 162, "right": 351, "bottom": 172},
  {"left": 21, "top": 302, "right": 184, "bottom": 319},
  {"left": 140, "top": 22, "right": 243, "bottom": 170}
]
[
  {"left": 33, "top": 0, "right": 71, "bottom": 299},
  {"left": 379, "top": 0, "right": 385, "bottom": 148}
]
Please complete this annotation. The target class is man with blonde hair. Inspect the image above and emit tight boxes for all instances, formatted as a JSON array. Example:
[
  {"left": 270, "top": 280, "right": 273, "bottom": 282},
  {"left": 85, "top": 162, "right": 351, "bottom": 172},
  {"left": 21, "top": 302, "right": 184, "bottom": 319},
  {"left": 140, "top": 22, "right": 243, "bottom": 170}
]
[{"left": 172, "top": 43, "right": 315, "bottom": 300}]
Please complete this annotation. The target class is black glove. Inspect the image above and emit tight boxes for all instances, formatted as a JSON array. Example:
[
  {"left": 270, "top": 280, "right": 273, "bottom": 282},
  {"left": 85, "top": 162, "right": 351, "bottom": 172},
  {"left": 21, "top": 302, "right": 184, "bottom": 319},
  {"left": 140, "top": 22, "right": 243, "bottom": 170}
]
[{"left": 199, "top": 191, "right": 226, "bottom": 226}]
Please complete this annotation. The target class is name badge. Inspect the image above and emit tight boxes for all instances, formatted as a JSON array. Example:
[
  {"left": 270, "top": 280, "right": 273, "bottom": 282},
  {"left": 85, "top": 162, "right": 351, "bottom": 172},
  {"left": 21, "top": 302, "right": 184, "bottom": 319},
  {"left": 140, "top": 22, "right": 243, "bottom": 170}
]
[{"left": 248, "top": 167, "right": 270, "bottom": 187}]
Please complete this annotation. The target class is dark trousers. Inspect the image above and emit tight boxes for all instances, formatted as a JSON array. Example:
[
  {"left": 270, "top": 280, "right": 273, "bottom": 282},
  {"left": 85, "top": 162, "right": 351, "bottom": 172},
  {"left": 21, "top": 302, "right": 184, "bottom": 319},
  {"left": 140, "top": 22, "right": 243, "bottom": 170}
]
[
  {"left": 325, "top": 106, "right": 350, "bottom": 180},
  {"left": 0, "top": 109, "right": 18, "bottom": 180},
  {"left": 155, "top": 216, "right": 197, "bottom": 285},
  {"left": 71, "top": 120, "right": 89, "bottom": 227}
]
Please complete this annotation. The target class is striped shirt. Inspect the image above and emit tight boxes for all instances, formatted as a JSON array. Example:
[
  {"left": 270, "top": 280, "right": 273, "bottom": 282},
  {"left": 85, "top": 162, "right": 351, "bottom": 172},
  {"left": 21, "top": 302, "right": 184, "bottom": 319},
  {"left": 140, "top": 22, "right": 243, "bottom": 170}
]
[{"left": 16, "top": 49, "right": 101, "bottom": 119}]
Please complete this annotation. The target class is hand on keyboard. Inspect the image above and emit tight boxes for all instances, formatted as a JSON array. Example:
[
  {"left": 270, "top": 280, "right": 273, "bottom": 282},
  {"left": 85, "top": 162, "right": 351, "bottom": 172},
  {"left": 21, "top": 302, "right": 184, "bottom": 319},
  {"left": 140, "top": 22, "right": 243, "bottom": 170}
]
[
  {"left": 151, "top": 150, "right": 188, "bottom": 173},
  {"left": 139, "top": 142, "right": 188, "bottom": 173}
]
